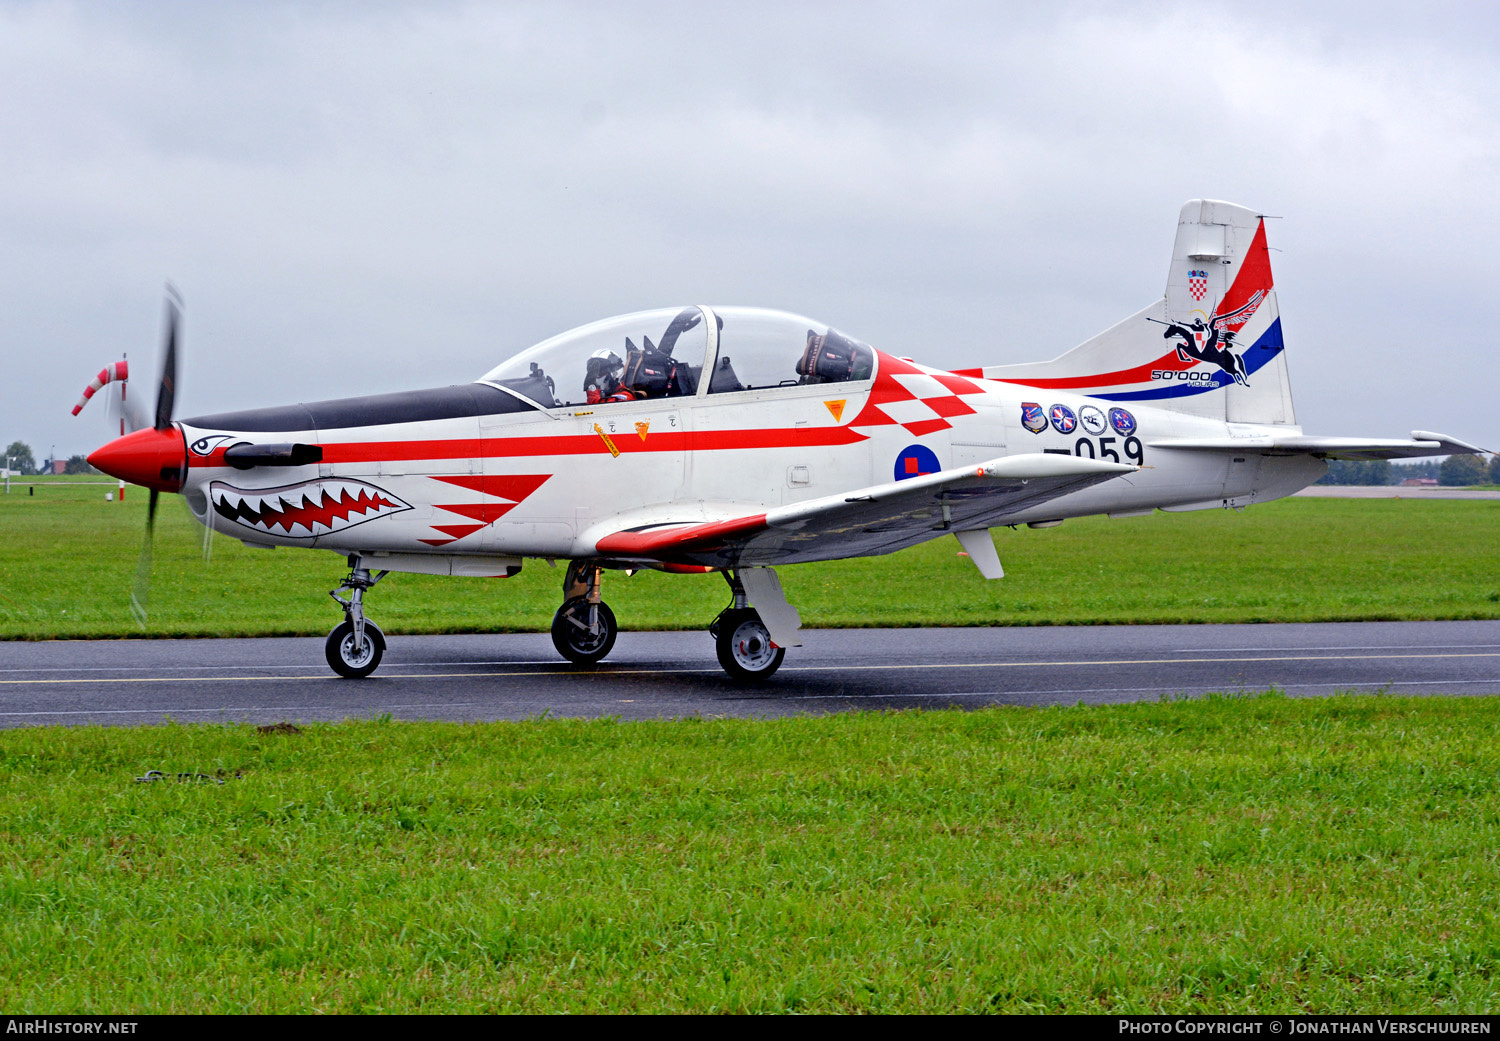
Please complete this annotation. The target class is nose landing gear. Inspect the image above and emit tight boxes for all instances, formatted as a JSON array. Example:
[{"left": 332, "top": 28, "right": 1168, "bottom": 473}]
[{"left": 326, "top": 558, "right": 389, "bottom": 678}]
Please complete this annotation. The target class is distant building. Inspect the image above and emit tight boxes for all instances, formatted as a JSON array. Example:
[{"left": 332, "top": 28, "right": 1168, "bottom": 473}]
[
  {"left": 1401, "top": 477, "right": 1438, "bottom": 487},
  {"left": 49, "top": 460, "right": 66, "bottom": 475}
]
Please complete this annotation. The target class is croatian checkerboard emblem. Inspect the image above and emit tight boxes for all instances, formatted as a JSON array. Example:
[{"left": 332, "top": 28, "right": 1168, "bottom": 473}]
[{"left": 1188, "top": 269, "right": 1208, "bottom": 301}]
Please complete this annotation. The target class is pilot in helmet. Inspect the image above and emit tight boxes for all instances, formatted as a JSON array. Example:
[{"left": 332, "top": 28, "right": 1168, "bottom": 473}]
[{"left": 584, "top": 349, "right": 637, "bottom": 404}]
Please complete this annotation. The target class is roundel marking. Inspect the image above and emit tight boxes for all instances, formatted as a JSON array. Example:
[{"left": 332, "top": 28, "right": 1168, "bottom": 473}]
[
  {"left": 894, "top": 444, "right": 942, "bottom": 481},
  {"left": 1049, "top": 404, "right": 1077, "bottom": 434}
]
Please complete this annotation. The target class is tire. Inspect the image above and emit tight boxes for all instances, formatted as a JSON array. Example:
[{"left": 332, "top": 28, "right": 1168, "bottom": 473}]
[
  {"left": 713, "top": 608, "right": 785, "bottom": 682},
  {"left": 325, "top": 620, "right": 385, "bottom": 679},
  {"left": 551, "top": 596, "right": 618, "bottom": 665}
]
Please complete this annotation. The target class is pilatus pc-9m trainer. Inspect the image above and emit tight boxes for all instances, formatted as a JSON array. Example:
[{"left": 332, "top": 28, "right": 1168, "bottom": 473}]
[{"left": 82, "top": 200, "right": 1482, "bottom": 681}]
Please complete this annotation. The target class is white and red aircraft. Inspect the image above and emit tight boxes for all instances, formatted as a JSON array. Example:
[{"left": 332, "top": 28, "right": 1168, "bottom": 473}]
[{"left": 82, "top": 200, "right": 1483, "bottom": 681}]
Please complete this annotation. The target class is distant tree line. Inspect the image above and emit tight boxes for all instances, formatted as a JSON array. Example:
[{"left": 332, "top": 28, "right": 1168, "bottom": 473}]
[
  {"left": 4, "top": 441, "right": 99, "bottom": 476},
  {"left": 1317, "top": 455, "right": 1498, "bottom": 487},
  {"left": 1317, "top": 460, "right": 1394, "bottom": 485}
]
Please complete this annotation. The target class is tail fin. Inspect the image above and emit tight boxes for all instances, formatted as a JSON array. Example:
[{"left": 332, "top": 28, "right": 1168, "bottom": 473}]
[{"left": 966, "top": 200, "right": 1296, "bottom": 425}]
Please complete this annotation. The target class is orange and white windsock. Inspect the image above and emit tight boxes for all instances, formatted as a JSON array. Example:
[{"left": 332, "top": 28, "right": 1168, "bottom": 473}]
[{"left": 71, "top": 360, "right": 129, "bottom": 416}]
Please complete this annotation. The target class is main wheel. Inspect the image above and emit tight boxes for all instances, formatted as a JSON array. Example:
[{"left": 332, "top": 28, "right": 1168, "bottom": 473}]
[
  {"left": 325, "top": 619, "right": 385, "bottom": 679},
  {"left": 713, "top": 608, "right": 785, "bottom": 682},
  {"left": 551, "top": 596, "right": 618, "bottom": 665}
]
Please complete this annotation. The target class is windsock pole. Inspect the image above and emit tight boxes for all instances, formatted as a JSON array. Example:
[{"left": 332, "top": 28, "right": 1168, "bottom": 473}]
[{"left": 117, "top": 376, "right": 126, "bottom": 502}]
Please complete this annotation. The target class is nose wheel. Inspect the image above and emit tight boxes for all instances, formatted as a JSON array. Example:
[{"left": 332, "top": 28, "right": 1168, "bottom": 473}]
[
  {"left": 326, "top": 619, "right": 385, "bottom": 679},
  {"left": 712, "top": 607, "right": 785, "bottom": 682}
]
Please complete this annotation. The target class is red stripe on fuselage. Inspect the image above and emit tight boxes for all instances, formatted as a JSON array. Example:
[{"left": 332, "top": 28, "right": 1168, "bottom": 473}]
[{"left": 185, "top": 424, "right": 869, "bottom": 469}]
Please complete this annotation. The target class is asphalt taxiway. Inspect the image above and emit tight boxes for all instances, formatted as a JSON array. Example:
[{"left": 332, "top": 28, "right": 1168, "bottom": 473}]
[{"left": 1, "top": 620, "right": 1497, "bottom": 727}]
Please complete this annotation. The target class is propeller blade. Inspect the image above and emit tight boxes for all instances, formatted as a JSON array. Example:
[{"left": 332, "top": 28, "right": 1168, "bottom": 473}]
[
  {"left": 130, "top": 488, "right": 158, "bottom": 626},
  {"left": 122, "top": 392, "right": 149, "bottom": 434},
  {"left": 154, "top": 288, "right": 181, "bottom": 432},
  {"left": 184, "top": 495, "right": 215, "bottom": 564},
  {"left": 110, "top": 380, "right": 150, "bottom": 435}
]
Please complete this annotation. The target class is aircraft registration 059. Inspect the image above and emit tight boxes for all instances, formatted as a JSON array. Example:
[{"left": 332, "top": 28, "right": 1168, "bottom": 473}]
[{"left": 80, "top": 200, "right": 1484, "bottom": 681}]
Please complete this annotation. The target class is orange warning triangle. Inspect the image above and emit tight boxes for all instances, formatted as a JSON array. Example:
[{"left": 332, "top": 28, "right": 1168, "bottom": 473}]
[
  {"left": 825, "top": 399, "right": 846, "bottom": 422},
  {"left": 635, "top": 420, "right": 650, "bottom": 441}
]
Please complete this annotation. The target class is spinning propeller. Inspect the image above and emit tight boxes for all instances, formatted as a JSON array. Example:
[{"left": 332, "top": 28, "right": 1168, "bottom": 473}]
[
  {"left": 83, "top": 288, "right": 190, "bottom": 624},
  {"left": 132, "top": 290, "right": 181, "bottom": 623}
]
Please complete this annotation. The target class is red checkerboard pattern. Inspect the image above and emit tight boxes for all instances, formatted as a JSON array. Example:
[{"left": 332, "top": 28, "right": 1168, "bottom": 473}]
[{"left": 848, "top": 354, "right": 987, "bottom": 436}]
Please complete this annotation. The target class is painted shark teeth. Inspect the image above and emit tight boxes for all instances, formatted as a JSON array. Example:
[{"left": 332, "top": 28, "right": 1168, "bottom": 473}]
[{"left": 208, "top": 479, "right": 411, "bottom": 539}]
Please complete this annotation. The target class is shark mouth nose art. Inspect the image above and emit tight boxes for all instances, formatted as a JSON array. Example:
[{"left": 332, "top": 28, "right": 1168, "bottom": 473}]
[{"left": 209, "top": 479, "right": 410, "bottom": 538}]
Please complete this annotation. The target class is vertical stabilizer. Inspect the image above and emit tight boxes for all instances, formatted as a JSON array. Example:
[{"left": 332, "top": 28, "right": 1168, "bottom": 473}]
[{"left": 965, "top": 200, "right": 1296, "bottom": 425}]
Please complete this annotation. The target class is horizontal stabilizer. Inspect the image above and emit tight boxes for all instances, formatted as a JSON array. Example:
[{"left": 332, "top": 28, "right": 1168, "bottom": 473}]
[{"left": 1146, "top": 430, "right": 1487, "bottom": 461}]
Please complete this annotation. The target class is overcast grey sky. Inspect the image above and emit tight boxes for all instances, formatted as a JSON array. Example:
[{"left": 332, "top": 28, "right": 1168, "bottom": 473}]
[{"left": 5, "top": 0, "right": 1499, "bottom": 462}]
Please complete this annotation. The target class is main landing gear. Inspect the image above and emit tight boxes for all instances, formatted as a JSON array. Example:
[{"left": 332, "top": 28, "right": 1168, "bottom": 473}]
[
  {"left": 710, "top": 570, "right": 785, "bottom": 682},
  {"left": 545, "top": 563, "right": 798, "bottom": 682},
  {"left": 551, "top": 560, "right": 618, "bottom": 665},
  {"left": 327, "top": 558, "right": 390, "bottom": 679}
]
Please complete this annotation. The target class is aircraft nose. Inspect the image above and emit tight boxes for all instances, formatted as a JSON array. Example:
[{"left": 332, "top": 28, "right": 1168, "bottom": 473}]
[{"left": 88, "top": 426, "right": 187, "bottom": 493}]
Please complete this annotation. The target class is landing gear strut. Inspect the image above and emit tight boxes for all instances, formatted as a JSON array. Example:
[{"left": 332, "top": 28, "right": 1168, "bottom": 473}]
[
  {"left": 551, "top": 560, "right": 617, "bottom": 665},
  {"left": 710, "top": 570, "right": 786, "bottom": 682},
  {"left": 327, "top": 557, "right": 389, "bottom": 679}
]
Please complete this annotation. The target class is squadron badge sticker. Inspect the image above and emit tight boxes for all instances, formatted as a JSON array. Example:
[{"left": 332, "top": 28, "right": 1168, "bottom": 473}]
[
  {"left": 1079, "top": 405, "right": 1107, "bottom": 436},
  {"left": 1021, "top": 402, "right": 1047, "bottom": 434},
  {"left": 1049, "top": 404, "right": 1077, "bottom": 435},
  {"left": 1108, "top": 407, "right": 1137, "bottom": 435}
]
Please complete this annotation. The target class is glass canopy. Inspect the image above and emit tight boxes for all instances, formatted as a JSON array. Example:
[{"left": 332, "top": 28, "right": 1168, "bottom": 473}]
[{"left": 478, "top": 305, "right": 876, "bottom": 409}]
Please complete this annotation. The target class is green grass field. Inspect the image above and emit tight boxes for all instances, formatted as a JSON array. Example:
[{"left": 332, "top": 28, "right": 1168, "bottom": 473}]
[
  {"left": 2, "top": 695, "right": 1498, "bottom": 1013},
  {"left": 5, "top": 481, "right": 1499, "bottom": 1013},
  {"left": 2, "top": 479, "right": 1498, "bottom": 639}
]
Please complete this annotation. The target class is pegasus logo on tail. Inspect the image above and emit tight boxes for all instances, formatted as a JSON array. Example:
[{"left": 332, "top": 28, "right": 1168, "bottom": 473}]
[{"left": 1156, "top": 288, "right": 1265, "bottom": 388}]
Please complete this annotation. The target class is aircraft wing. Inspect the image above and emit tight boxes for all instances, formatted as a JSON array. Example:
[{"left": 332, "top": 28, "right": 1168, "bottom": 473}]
[
  {"left": 590, "top": 454, "right": 1137, "bottom": 568},
  {"left": 1146, "top": 430, "right": 1487, "bottom": 461}
]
